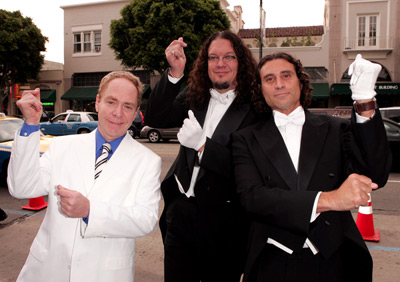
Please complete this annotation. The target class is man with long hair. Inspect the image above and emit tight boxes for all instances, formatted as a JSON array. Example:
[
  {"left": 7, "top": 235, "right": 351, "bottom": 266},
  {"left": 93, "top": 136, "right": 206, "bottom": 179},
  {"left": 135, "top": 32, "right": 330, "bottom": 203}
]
[
  {"left": 232, "top": 52, "right": 391, "bottom": 282},
  {"left": 145, "top": 30, "right": 258, "bottom": 282}
]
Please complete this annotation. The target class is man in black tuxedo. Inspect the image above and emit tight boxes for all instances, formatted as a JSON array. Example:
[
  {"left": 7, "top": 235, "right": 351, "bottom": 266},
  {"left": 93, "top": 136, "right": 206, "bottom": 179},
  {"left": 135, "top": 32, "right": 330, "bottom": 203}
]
[
  {"left": 232, "top": 52, "right": 391, "bottom": 282},
  {"left": 145, "top": 31, "right": 258, "bottom": 282}
]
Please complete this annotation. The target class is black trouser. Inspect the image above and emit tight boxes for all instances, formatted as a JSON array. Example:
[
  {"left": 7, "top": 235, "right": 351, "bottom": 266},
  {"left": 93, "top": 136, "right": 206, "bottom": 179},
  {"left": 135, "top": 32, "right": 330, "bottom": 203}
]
[{"left": 163, "top": 194, "right": 243, "bottom": 282}]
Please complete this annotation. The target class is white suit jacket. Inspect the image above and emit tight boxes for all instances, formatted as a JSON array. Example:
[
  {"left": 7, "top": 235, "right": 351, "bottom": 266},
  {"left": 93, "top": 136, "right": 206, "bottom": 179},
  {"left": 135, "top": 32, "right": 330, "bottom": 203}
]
[{"left": 8, "top": 129, "right": 161, "bottom": 282}]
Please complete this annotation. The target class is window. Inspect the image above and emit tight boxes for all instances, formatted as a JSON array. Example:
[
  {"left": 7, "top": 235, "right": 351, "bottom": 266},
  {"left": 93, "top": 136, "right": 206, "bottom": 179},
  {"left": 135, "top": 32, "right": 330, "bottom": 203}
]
[
  {"left": 53, "top": 114, "right": 67, "bottom": 123},
  {"left": 73, "top": 30, "right": 102, "bottom": 54},
  {"left": 67, "top": 114, "right": 81, "bottom": 122},
  {"left": 357, "top": 15, "right": 378, "bottom": 48},
  {"left": 94, "top": 32, "right": 101, "bottom": 52},
  {"left": 74, "top": 34, "right": 81, "bottom": 53}
]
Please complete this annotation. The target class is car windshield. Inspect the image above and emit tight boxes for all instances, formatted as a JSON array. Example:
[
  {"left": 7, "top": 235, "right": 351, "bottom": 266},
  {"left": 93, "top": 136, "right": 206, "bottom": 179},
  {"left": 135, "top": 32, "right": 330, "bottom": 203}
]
[{"left": 0, "top": 119, "right": 24, "bottom": 142}]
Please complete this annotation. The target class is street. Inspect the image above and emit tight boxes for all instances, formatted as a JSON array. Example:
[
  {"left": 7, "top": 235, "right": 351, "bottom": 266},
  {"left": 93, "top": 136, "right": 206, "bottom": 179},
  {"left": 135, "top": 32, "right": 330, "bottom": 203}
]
[{"left": 1, "top": 138, "right": 399, "bottom": 282}]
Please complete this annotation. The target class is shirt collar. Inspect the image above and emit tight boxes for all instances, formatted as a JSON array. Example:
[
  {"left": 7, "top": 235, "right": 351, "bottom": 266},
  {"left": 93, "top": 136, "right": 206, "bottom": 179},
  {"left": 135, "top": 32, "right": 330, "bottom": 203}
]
[
  {"left": 95, "top": 129, "right": 125, "bottom": 159},
  {"left": 209, "top": 89, "right": 236, "bottom": 105}
]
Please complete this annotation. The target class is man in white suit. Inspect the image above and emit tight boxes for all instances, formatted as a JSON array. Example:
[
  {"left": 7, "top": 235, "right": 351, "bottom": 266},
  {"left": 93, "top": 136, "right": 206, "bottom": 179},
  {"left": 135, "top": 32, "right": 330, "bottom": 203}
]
[{"left": 8, "top": 71, "right": 161, "bottom": 282}]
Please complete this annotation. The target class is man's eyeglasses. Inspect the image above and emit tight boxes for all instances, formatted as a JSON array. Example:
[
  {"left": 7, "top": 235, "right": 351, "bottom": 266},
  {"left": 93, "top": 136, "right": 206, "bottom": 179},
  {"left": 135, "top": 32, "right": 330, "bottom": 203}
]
[{"left": 208, "top": 55, "right": 237, "bottom": 64}]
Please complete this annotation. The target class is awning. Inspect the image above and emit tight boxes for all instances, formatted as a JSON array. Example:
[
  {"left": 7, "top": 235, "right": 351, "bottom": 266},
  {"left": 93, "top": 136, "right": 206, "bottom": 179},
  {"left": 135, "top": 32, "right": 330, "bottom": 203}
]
[
  {"left": 376, "top": 83, "right": 400, "bottom": 95},
  {"left": 61, "top": 87, "right": 99, "bottom": 100},
  {"left": 331, "top": 83, "right": 351, "bottom": 95},
  {"left": 40, "top": 90, "right": 56, "bottom": 102},
  {"left": 311, "top": 83, "right": 329, "bottom": 99},
  {"left": 331, "top": 83, "right": 400, "bottom": 95},
  {"left": 62, "top": 85, "right": 152, "bottom": 100}
]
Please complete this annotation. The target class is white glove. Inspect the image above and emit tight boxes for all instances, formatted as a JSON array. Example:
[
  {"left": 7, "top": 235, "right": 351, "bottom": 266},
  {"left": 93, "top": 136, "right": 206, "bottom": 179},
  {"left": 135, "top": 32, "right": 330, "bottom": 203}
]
[
  {"left": 348, "top": 54, "right": 381, "bottom": 100},
  {"left": 177, "top": 110, "right": 206, "bottom": 151}
]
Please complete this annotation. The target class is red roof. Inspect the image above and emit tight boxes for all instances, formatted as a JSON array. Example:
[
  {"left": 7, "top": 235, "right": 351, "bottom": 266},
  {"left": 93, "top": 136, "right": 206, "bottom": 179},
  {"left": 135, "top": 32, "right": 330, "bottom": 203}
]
[{"left": 238, "top": 26, "right": 324, "bottom": 38}]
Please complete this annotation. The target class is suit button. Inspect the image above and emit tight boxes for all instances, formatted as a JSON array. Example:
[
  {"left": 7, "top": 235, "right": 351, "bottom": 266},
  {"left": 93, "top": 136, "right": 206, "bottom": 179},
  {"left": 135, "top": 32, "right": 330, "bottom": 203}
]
[
  {"left": 324, "top": 220, "right": 331, "bottom": 226},
  {"left": 328, "top": 173, "right": 335, "bottom": 178}
]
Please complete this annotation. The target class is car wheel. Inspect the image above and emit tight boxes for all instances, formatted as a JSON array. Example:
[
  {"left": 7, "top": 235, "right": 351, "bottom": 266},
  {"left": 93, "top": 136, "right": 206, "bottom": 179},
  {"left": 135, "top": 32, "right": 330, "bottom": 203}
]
[
  {"left": 78, "top": 129, "right": 90, "bottom": 134},
  {"left": 127, "top": 126, "right": 136, "bottom": 138},
  {"left": 148, "top": 130, "right": 160, "bottom": 143}
]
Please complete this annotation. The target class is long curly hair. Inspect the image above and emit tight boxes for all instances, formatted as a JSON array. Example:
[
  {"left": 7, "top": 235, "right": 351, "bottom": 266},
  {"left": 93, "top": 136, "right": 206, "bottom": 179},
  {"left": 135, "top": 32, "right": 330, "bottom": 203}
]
[
  {"left": 185, "top": 30, "right": 257, "bottom": 110},
  {"left": 252, "top": 52, "right": 313, "bottom": 114}
]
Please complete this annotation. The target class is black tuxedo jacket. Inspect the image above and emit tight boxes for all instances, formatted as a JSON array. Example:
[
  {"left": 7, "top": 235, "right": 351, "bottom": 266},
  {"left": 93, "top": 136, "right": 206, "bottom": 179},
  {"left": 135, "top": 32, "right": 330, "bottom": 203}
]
[
  {"left": 145, "top": 71, "right": 258, "bottom": 255},
  {"left": 232, "top": 110, "right": 391, "bottom": 282}
]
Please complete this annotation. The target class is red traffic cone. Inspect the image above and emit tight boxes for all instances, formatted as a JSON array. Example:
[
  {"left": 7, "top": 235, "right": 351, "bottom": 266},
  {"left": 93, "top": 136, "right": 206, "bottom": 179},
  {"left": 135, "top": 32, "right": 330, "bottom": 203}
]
[
  {"left": 356, "top": 193, "right": 380, "bottom": 242},
  {"left": 22, "top": 196, "right": 48, "bottom": 211}
]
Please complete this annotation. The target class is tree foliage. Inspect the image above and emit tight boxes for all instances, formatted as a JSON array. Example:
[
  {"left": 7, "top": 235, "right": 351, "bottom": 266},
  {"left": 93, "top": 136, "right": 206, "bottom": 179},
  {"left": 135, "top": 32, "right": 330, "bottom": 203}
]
[
  {"left": 109, "top": 0, "right": 230, "bottom": 74},
  {"left": 0, "top": 9, "right": 47, "bottom": 92}
]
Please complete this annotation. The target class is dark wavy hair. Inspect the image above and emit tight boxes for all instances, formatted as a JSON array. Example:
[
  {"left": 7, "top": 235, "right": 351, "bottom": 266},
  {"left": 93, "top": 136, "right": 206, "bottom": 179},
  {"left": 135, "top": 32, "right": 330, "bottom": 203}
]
[
  {"left": 252, "top": 52, "right": 313, "bottom": 114},
  {"left": 185, "top": 30, "right": 257, "bottom": 109}
]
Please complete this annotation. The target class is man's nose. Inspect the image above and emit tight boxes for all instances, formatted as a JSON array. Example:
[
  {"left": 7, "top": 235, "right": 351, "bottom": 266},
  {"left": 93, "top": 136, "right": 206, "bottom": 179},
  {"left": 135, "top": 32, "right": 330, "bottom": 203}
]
[
  {"left": 275, "top": 77, "right": 284, "bottom": 89},
  {"left": 113, "top": 106, "right": 122, "bottom": 117},
  {"left": 216, "top": 57, "right": 226, "bottom": 67}
]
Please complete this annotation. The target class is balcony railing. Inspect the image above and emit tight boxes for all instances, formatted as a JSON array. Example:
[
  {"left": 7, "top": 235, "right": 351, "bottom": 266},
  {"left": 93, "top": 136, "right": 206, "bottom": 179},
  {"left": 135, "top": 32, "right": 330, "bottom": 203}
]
[{"left": 343, "top": 36, "right": 393, "bottom": 50}]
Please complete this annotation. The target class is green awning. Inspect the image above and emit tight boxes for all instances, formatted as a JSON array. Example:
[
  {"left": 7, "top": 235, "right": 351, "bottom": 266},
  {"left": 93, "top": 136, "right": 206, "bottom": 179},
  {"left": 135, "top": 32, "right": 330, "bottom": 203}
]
[
  {"left": 376, "top": 83, "right": 400, "bottom": 95},
  {"left": 61, "top": 87, "right": 99, "bottom": 100},
  {"left": 40, "top": 90, "right": 56, "bottom": 102},
  {"left": 331, "top": 83, "right": 400, "bottom": 95},
  {"left": 311, "top": 83, "right": 329, "bottom": 99},
  {"left": 331, "top": 83, "right": 351, "bottom": 95}
]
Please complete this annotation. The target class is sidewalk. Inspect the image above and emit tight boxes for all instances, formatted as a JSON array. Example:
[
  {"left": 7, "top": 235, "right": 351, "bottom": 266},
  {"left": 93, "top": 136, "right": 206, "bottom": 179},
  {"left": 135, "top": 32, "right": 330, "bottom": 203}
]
[
  {"left": 0, "top": 210, "right": 164, "bottom": 282},
  {"left": 1, "top": 210, "right": 399, "bottom": 281}
]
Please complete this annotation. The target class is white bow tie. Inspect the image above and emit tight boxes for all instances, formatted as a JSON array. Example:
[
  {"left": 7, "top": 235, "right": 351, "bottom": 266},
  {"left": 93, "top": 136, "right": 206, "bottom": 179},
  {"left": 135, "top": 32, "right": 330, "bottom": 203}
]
[{"left": 274, "top": 110, "right": 305, "bottom": 127}]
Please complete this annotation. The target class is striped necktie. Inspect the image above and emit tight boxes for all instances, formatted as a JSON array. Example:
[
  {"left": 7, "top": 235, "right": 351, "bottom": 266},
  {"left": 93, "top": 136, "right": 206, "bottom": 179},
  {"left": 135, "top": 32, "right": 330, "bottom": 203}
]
[{"left": 95, "top": 143, "right": 111, "bottom": 180}]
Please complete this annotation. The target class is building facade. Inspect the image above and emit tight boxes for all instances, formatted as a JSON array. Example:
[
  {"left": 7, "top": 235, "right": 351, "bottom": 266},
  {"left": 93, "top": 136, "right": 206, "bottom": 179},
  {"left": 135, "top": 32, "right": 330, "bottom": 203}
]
[
  {"left": 6, "top": 0, "right": 398, "bottom": 115},
  {"left": 244, "top": 0, "right": 399, "bottom": 107}
]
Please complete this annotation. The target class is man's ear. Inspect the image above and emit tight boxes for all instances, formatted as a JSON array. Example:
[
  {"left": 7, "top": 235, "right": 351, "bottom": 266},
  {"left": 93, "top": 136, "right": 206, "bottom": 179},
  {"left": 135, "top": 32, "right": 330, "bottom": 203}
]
[{"left": 95, "top": 94, "right": 100, "bottom": 113}]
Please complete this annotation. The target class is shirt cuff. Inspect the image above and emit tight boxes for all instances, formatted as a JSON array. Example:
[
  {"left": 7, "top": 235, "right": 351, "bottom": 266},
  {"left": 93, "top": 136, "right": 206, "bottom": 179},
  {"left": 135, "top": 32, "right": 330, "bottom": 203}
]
[
  {"left": 310, "top": 192, "right": 322, "bottom": 223},
  {"left": 20, "top": 122, "right": 40, "bottom": 137},
  {"left": 167, "top": 68, "right": 183, "bottom": 84},
  {"left": 355, "top": 111, "right": 375, "bottom": 123}
]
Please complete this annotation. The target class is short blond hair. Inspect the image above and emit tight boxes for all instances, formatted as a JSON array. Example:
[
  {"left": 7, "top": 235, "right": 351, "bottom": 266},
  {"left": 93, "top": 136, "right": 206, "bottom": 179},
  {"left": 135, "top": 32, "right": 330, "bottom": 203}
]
[{"left": 98, "top": 71, "right": 143, "bottom": 107}]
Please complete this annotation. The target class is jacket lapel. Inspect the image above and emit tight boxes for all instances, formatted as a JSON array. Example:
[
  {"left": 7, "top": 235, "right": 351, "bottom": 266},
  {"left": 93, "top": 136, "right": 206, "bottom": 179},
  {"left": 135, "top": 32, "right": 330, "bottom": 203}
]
[
  {"left": 196, "top": 101, "right": 251, "bottom": 182},
  {"left": 75, "top": 130, "right": 96, "bottom": 196},
  {"left": 211, "top": 102, "right": 251, "bottom": 146},
  {"left": 297, "top": 111, "right": 330, "bottom": 191},
  {"left": 91, "top": 133, "right": 134, "bottom": 192},
  {"left": 253, "top": 117, "right": 298, "bottom": 190}
]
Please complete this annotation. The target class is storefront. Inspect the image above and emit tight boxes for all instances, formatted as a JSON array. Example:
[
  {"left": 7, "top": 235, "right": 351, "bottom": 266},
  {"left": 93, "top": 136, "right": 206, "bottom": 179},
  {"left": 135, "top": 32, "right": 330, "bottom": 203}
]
[{"left": 330, "top": 83, "right": 400, "bottom": 107}]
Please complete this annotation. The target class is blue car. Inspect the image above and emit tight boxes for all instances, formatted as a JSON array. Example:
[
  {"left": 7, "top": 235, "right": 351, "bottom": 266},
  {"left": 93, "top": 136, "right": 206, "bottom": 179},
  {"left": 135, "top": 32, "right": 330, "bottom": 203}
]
[{"left": 40, "top": 111, "right": 98, "bottom": 136}]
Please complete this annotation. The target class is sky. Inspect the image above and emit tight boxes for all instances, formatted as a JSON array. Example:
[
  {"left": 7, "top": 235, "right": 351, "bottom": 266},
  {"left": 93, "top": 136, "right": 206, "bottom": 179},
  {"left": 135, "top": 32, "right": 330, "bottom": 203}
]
[{"left": 0, "top": 0, "right": 325, "bottom": 64}]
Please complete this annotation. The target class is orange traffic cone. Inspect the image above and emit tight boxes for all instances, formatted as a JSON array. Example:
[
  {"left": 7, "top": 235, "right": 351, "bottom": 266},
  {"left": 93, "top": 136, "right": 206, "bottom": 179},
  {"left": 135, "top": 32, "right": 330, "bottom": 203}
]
[
  {"left": 356, "top": 193, "right": 380, "bottom": 242},
  {"left": 22, "top": 196, "right": 48, "bottom": 211}
]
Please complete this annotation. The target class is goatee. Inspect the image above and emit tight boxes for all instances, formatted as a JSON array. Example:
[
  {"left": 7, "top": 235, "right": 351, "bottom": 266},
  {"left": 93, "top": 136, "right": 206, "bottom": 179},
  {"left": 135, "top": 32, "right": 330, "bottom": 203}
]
[{"left": 213, "top": 82, "right": 230, "bottom": 90}]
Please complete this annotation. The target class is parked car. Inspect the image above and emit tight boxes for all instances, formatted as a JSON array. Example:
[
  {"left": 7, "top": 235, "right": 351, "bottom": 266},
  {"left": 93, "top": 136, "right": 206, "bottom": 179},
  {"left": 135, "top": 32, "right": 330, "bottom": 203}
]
[
  {"left": 309, "top": 109, "right": 400, "bottom": 171},
  {"left": 380, "top": 107, "right": 400, "bottom": 124},
  {"left": 383, "top": 118, "right": 400, "bottom": 171},
  {"left": 309, "top": 106, "right": 352, "bottom": 117},
  {"left": 0, "top": 113, "right": 53, "bottom": 181},
  {"left": 40, "top": 110, "right": 98, "bottom": 136},
  {"left": 127, "top": 110, "right": 144, "bottom": 138},
  {"left": 140, "top": 126, "right": 179, "bottom": 143}
]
